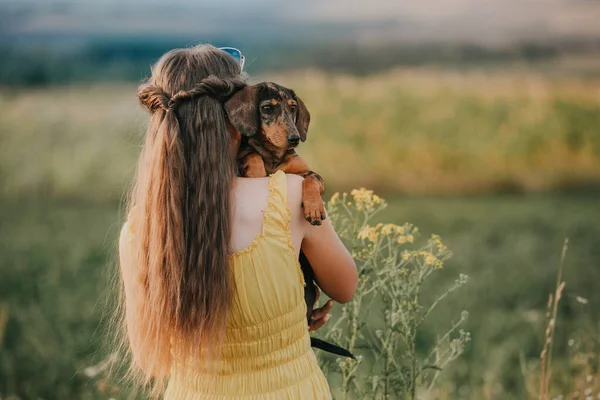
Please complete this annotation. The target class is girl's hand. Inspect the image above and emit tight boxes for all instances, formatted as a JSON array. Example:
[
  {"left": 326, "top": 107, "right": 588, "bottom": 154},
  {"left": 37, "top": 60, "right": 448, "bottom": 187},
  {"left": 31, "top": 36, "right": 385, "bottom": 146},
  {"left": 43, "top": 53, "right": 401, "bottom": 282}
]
[{"left": 308, "top": 287, "right": 334, "bottom": 331}]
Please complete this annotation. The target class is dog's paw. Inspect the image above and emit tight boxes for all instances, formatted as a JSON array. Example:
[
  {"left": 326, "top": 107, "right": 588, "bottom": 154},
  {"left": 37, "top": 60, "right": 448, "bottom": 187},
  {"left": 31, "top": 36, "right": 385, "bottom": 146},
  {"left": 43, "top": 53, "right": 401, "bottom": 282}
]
[
  {"left": 241, "top": 154, "right": 267, "bottom": 178},
  {"left": 303, "top": 195, "right": 326, "bottom": 226}
]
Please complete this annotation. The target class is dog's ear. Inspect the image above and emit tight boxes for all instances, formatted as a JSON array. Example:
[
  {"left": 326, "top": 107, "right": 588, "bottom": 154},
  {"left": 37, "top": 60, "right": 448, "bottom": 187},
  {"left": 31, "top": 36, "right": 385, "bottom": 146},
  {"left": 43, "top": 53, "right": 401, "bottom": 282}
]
[
  {"left": 293, "top": 92, "right": 311, "bottom": 142},
  {"left": 224, "top": 85, "right": 260, "bottom": 137}
]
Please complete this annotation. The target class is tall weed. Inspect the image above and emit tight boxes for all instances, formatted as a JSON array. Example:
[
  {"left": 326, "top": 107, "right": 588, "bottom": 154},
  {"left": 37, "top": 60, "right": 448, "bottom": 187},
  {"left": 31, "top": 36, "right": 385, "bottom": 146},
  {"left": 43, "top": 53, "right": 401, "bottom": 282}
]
[{"left": 317, "top": 189, "right": 470, "bottom": 399}]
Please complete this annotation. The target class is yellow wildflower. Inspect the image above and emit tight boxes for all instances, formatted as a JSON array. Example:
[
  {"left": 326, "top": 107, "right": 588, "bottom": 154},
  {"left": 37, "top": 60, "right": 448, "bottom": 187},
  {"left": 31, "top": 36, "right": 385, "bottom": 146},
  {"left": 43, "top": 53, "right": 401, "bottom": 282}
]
[
  {"left": 329, "top": 192, "right": 340, "bottom": 206},
  {"left": 407, "top": 234, "right": 414, "bottom": 243},
  {"left": 358, "top": 225, "right": 379, "bottom": 242},
  {"left": 430, "top": 234, "right": 446, "bottom": 252},
  {"left": 401, "top": 250, "right": 411, "bottom": 260},
  {"left": 380, "top": 224, "right": 397, "bottom": 236},
  {"left": 397, "top": 236, "right": 407, "bottom": 244},
  {"left": 394, "top": 225, "right": 405, "bottom": 235},
  {"left": 357, "top": 226, "right": 371, "bottom": 240},
  {"left": 418, "top": 251, "right": 444, "bottom": 269},
  {"left": 350, "top": 188, "right": 368, "bottom": 197},
  {"left": 424, "top": 254, "right": 437, "bottom": 266},
  {"left": 350, "top": 188, "right": 382, "bottom": 211}
]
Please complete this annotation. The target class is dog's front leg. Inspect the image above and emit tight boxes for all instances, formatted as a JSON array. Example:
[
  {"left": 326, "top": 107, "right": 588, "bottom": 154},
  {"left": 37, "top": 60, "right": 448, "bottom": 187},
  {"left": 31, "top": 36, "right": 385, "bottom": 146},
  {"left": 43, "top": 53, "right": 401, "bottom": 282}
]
[
  {"left": 301, "top": 171, "right": 326, "bottom": 225},
  {"left": 276, "top": 154, "right": 326, "bottom": 225},
  {"left": 240, "top": 152, "right": 267, "bottom": 177}
]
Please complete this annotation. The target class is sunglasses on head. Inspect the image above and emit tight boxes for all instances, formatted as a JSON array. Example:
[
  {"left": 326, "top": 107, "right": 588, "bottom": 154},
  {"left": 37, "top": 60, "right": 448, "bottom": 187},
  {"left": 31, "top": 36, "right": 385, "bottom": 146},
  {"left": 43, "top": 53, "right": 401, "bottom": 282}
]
[{"left": 219, "top": 47, "right": 245, "bottom": 70}]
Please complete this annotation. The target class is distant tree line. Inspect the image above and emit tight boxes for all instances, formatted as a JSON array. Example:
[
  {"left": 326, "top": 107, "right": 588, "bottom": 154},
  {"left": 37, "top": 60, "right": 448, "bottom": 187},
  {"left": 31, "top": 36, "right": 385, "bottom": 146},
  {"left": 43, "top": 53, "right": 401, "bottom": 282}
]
[{"left": 0, "top": 36, "right": 596, "bottom": 87}]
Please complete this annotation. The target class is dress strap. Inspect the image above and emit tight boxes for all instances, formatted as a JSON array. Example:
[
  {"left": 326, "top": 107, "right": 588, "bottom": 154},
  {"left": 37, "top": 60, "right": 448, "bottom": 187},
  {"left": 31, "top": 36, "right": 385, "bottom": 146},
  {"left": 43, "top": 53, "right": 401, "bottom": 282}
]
[{"left": 262, "top": 170, "right": 291, "bottom": 239}]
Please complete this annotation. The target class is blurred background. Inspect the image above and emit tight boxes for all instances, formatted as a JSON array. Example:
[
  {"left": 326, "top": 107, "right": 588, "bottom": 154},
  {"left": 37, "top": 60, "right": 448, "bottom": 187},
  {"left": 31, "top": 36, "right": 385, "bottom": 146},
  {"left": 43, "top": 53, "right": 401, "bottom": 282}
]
[{"left": 1, "top": 0, "right": 599, "bottom": 399}]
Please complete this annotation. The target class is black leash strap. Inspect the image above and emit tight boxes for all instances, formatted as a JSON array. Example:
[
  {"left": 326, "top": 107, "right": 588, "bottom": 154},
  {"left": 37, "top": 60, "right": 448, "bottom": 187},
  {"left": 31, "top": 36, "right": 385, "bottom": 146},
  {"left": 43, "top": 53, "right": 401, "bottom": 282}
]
[{"left": 310, "top": 337, "right": 356, "bottom": 359}]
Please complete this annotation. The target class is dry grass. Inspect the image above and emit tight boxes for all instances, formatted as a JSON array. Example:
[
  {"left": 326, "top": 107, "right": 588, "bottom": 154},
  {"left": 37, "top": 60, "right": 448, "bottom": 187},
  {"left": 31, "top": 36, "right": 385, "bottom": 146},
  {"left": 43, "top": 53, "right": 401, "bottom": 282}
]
[
  {"left": 0, "top": 68, "right": 599, "bottom": 201},
  {"left": 271, "top": 68, "right": 600, "bottom": 195},
  {"left": 539, "top": 239, "right": 568, "bottom": 400}
]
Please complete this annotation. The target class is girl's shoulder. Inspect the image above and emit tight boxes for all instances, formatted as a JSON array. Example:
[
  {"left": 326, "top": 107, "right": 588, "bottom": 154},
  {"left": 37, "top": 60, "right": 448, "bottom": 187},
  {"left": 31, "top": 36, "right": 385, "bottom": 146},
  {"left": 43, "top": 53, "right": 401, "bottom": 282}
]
[
  {"left": 284, "top": 174, "right": 304, "bottom": 209},
  {"left": 234, "top": 174, "right": 303, "bottom": 198}
]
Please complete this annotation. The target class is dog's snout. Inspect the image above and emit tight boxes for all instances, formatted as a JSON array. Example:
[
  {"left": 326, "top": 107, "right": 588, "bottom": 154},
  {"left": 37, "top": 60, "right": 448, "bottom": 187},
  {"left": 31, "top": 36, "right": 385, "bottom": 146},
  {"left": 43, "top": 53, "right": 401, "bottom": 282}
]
[{"left": 288, "top": 136, "right": 300, "bottom": 146}]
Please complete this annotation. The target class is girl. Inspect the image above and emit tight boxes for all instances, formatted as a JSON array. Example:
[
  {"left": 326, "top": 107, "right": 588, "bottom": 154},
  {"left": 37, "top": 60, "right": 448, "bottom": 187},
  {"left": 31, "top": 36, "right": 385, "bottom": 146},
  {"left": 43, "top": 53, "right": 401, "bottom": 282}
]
[{"left": 117, "top": 44, "right": 357, "bottom": 399}]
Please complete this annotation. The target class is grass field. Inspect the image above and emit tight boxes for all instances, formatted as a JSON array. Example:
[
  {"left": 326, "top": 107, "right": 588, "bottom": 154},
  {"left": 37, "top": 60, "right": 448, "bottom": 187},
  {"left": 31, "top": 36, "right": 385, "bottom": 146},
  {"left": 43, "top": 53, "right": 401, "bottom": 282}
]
[
  {"left": 1, "top": 68, "right": 599, "bottom": 200},
  {"left": 1, "top": 196, "right": 599, "bottom": 399},
  {"left": 1, "top": 68, "right": 599, "bottom": 399}
]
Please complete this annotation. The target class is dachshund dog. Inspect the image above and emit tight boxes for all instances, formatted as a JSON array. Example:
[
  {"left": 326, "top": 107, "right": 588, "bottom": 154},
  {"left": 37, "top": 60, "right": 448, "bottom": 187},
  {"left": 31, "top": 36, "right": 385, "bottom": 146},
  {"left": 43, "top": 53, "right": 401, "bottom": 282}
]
[
  {"left": 225, "top": 82, "right": 354, "bottom": 359},
  {"left": 225, "top": 82, "right": 325, "bottom": 225}
]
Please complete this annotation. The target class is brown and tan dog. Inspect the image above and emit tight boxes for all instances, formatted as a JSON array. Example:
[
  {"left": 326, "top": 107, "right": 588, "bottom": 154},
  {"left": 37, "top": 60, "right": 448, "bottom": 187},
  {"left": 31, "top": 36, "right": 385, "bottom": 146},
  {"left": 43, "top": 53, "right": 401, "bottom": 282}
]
[
  {"left": 225, "top": 82, "right": 354, "bottom": 359},
  {"left": 225, "top": 82, "right": 326, "bottom": 226}
]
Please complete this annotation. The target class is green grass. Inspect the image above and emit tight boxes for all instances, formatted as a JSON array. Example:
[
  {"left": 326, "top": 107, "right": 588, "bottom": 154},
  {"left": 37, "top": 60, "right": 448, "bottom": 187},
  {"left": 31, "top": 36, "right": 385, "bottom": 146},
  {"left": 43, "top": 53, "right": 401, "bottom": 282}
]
[
  {"left": 379, "top": 194, "right": 600, "bottom": 398},
  {"left": 1, "top": 195, "right": 599, "bottom": 399},
  {"left": 0, "top": 201, "right": 122, "bottom": 399},
  {"left": 1, "top": 69, "right": 599, "bottom": 398}
]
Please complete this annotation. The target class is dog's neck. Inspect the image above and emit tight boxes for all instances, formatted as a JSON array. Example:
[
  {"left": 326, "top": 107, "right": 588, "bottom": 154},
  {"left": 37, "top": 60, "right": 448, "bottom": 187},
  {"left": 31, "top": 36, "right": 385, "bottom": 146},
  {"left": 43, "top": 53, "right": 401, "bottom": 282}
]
[{"left": 246, "top": 138, "right": 295, "bottom": 173}]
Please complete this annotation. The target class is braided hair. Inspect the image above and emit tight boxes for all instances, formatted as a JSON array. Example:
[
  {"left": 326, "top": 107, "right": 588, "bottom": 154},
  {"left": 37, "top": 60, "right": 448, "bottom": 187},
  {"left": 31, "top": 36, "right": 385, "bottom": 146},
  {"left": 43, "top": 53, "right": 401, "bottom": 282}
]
[
  {"left": 137, "top": 75, "right": 247, "bottom": 114},
  {"left": 116, "top": 44, "right": 247, "bottom": 396}
]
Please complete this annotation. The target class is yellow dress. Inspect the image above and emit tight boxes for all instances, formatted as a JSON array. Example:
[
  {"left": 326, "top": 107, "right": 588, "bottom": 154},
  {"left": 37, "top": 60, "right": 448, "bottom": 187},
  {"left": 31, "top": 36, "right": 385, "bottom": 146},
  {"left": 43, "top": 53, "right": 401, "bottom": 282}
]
[{"left": 163, "top": 170, "right": 332, "bottom": 399}]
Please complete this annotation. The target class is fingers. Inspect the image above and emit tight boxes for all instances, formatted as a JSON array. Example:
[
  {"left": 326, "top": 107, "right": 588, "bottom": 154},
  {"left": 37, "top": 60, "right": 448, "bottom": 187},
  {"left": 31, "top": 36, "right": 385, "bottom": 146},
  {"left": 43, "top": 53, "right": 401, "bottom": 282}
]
[
  {"left": 311, "top": 300, "right": 333, "bottom": 321},
  {"left": 309, "top": 314, "right": 329, "bottom": 331},
  {"left": 308, "top": 300, "right": 334, "bottom": 331}
]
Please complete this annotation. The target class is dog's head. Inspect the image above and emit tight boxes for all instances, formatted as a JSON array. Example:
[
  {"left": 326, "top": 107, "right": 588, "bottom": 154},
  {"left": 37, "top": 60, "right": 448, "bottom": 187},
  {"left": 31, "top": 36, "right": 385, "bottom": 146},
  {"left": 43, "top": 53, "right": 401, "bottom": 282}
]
[{"left": 224, "top": 82, "right": 310, "bottom": 150}]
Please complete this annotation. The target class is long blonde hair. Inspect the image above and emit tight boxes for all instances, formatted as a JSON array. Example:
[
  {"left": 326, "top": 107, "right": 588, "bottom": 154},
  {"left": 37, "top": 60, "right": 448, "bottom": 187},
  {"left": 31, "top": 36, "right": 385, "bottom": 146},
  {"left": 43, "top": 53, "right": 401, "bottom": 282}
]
[{"left": 115, "top": 44, "right": 246, "bottom": 394}]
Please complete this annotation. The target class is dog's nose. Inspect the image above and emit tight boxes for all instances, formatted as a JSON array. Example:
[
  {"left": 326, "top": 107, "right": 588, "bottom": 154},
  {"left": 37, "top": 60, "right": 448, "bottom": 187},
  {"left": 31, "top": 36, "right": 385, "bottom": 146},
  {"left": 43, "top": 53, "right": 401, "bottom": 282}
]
[{"left": 288, "top": 137, "right": 300, "bottom": 146}]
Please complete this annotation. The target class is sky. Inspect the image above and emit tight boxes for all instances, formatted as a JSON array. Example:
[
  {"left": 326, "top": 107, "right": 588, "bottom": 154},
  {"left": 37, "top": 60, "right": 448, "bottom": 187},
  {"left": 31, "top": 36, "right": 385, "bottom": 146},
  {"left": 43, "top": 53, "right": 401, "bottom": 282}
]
[{"left": 1, "top": 0, "right": 599, "bottom": 45}]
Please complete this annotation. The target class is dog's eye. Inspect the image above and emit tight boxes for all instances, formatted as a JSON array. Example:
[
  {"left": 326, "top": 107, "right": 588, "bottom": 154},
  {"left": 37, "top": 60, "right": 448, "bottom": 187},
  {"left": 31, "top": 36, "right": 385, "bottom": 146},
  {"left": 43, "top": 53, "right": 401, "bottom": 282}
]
[
  {"left": 261, "top": 105, "right": 274, "bottom": 113},
  {"left": 290, "top": 105, "right": 297, "bottom": 114}
]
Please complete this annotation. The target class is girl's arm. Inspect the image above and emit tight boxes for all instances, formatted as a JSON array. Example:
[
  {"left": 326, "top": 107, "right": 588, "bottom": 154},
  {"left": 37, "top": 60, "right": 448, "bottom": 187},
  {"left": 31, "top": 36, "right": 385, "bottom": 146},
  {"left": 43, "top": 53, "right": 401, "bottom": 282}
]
[
  {"left": 287, "top": 175, "right": 358, "bottom": 303},
  {"left": 301, "top": 217, "right": 358, "bottom": 303}
]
